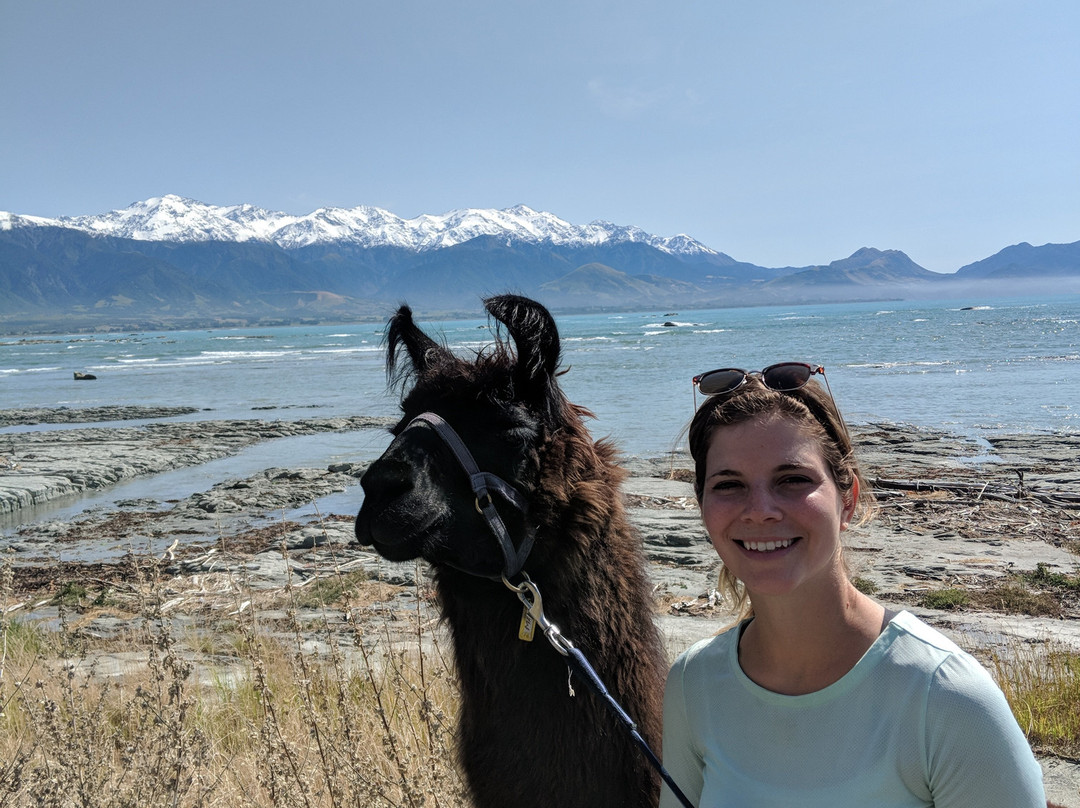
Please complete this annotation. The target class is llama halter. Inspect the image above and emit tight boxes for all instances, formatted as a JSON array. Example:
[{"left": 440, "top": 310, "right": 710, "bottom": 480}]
[{"left": 397, "top": 411, "right": 535, "bottom": 580}]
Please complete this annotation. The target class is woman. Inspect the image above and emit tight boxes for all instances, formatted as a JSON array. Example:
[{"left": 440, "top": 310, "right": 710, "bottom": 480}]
[{"left": 660, "top": 362, "right": 1048, "bottom": 807}]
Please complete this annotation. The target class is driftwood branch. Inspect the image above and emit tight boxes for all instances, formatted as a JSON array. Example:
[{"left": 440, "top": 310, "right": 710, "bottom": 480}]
[{"left": 870, "top": 477, "right": 1080, "bottom": 509}]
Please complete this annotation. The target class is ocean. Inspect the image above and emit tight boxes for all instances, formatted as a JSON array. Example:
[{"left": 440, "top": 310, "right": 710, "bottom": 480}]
[{"left": 2, "top": 293, "right": 1078, "bottom": 529}]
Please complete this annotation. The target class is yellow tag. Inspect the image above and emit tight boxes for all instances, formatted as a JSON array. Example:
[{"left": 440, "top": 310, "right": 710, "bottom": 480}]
[{"left": 518, "top": 609, "right": 536, "bottom": 642}]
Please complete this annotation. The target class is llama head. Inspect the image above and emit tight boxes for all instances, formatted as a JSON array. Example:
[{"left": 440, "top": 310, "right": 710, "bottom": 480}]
[{"left": 355, "top": 294, "right": 575, "bottom": 579}]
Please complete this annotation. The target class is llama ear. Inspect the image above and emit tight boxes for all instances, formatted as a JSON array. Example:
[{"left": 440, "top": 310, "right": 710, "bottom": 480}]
[
  {"left": 484, "top": 294, "right": 561, "bottom": 392},
  {"left": 386, "top": 304, "right": 447, "bottom": 379}
]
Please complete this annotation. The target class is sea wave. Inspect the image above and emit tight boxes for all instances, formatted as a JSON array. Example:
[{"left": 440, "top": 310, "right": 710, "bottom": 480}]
[
  {"left": 1, "top": 366, "right": 61, "bottom": 375},
  {"left": 197, "top": 350, "right": 302, "bottom": 360},
  {"left": 846, "top": 360, "right": 952, "bottom": 369},
  {"left": 309, "top": 346, "right": 380, "bottom": 355}
]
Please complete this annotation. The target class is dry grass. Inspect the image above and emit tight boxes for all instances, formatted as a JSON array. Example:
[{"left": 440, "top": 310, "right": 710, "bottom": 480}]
[
  {"left": 918, "top": 563, "right": 1080, "bottom": 618},
  {"left": 0, "top": 553, "right": 468, "bottom": 808},
  {"left": 992, "top": 640, "right": 1080, "bottom": 761},
  {"left": 3, "top": 544, "right": 1079, "bottom": 806}
]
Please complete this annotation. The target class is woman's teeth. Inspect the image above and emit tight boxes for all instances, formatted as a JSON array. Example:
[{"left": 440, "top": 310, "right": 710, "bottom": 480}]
[{"left": 742, "top": 539, "right": 793, "bottom": 552}]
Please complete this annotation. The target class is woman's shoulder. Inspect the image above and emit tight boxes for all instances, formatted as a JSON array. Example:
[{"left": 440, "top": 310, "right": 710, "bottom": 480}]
[
  {"left": 670, "top": 619, "right": 746, "bottom": 673},
  {"left": 885, "top": 615, "right": 1045, "bottom": 799},
  {"left": 888, "top": 610, "right": 965, "bottom": 653},
  {"left": 884, "top": 610, "right": 999, "bottom": 688}
]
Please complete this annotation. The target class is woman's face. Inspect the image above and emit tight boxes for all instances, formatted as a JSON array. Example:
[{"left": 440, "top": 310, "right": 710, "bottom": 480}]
[{"left": 699, "top": 413, "right": 856, "bottom": 601}]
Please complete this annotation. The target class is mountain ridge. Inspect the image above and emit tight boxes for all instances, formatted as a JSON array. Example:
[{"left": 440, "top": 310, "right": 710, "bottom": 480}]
[
  {"left": 2, "top": 196, "right": 1079, "bottom": 334},
  {"left": 0, "top": 195, "right": 722, "bottom": 257}
]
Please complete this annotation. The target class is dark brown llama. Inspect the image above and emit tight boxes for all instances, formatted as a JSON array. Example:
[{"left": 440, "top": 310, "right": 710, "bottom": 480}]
[{"left": 355, "top": 294, "right": 667, "bottom": 808}]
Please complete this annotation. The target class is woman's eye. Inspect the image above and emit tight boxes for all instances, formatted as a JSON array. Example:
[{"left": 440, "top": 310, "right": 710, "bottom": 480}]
[
  {"left": 779, "top": 474, "right": 813, "bottom": 486},
  {"left": 711, "top": 480, "right": 741, "bottom": 492}
]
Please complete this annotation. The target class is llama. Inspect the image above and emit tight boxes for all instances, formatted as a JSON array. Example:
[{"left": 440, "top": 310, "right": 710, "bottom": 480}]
[{"left": 355, "top": 294, "right": 667, "bottom": 808}]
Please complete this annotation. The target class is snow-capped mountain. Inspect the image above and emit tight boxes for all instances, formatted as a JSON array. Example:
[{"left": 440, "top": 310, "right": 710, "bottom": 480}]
[
  {"left": 3, "top": 194, "right": 720, "bottom": 257},
  {"left": 11, "top": 194, "right": 1036, "bottom": 335}
]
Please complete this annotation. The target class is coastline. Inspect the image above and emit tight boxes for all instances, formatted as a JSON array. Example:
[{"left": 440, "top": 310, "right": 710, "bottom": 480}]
[
  {"left": 2, "top": 407, "right": 1078, "bottom": 634},
  {"left": 1, "top": 408, "right": 1078, "bottom": 804},
  {"left": 0, "top": 409, "right": 394, "bottom": 517}
]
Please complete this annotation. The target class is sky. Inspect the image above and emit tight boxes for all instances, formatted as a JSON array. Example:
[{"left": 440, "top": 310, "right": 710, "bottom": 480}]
[{"left": 3, "top": 0, "right": 1078, "bottom": 274}]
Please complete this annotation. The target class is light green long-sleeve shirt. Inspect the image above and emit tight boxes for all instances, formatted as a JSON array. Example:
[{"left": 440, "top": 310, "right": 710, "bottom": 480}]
[{"left": 661, "top": 611, "right": 1046, "bottom": 807}]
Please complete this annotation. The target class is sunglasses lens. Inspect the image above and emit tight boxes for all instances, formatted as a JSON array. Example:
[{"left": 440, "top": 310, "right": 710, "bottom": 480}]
[
  {"left": 696, "top": 369, "right": 746, "bottom": 396},
  {"left": 761, "top": 363, "right": 813, "bottom": 391}
]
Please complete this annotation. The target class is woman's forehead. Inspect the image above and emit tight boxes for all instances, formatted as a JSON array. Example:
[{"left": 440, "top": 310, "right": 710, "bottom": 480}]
[{"left": 706, "top": 414, "right": 827, "bottom": 465}]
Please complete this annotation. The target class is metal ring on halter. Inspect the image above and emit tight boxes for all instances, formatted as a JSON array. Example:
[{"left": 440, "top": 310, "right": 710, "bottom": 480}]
[
  {"left": 475, "top": 492, "right": 494, "bottom": 514},
  {"left": 542, "top": 622, "right": 573, "bottom": 656}
]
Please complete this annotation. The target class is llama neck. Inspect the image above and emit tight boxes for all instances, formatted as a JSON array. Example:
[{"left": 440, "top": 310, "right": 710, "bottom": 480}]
[
  {"left": 432, "top": 534, "right": 664, "bottom": 808},
  {"left": 431, "top": 440, "right": 664, "bottom": 808}
]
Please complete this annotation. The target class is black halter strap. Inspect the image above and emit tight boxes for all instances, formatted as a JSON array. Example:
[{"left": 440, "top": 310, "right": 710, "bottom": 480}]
[{"left": 403, "top": 412, "right": 534, "bottom": 579}]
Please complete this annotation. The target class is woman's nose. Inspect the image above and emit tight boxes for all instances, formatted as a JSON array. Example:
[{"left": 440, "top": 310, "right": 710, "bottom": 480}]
[{"left": 742, "top": 485, "right": 781, "bottom": 521}]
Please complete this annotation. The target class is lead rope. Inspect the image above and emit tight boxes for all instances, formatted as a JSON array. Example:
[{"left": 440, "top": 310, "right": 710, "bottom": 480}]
[{"left": 503, "top": 573, "right": 696, "bottom": 808}]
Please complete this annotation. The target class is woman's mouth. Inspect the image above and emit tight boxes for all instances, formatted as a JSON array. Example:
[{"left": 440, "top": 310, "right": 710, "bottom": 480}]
[{"left": 739, "top": 538, "right": 796, "bottom": 553}]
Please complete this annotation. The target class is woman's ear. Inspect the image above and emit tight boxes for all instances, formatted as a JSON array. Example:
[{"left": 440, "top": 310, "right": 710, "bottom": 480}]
[{"left": 840, "top": 476, "right": 860, "bottom": 530}]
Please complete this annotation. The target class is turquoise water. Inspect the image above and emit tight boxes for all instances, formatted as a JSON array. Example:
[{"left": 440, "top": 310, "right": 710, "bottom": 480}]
[
  {"left": 2, "top": 293, "right": 1078, "bottom": 533},
  {"left": 3, "top": 294, "right": 1079, "bottom": 458}
]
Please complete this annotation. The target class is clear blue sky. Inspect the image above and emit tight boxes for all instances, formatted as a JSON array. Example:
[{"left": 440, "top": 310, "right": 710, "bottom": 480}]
[{"left": 3, "top": 0, "right": 1078, "bottom": 273}]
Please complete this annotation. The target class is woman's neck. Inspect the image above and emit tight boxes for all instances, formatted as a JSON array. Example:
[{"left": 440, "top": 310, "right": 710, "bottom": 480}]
[{"left": 737, "top": 580, "right": 885, "bottom": 696}]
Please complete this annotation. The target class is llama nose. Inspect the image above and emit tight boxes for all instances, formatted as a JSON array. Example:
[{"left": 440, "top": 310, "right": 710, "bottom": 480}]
[
  {"left": 359, "top": 456, "right": 413, "bottom": 500},
  {"left": 353, "top": 509, "right": 372, "bottom": 546},
  {"left": 354, "top": 461, "right": 412, "bottom": 545}
]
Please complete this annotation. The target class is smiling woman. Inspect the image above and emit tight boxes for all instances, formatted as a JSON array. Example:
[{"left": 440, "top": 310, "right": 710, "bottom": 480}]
[
  {"left": 699, "top": 414, "right": 855, "bottom": 612},
  {"left": 688, "top": 363, "right": 871, "bottom": 622},
  {"left": 659, "top": 365, "right": 1052, "bottom": 808}
]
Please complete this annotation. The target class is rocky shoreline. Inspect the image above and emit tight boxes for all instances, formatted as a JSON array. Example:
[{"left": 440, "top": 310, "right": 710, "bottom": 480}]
[
  {"left": 0, "top": 409, "right": 394, "bottom": 515},
  {"left": 1, "top": 408, "right": 1079, "bottom": 804},
  {"left": 2, "top": 408, "right": 1078, "bottom": 652}
]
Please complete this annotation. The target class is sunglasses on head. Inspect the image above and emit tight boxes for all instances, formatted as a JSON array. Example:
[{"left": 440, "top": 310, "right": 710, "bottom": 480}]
[
  {"left": 691, "top": 361, "right": 851, "bottom": 443},
  {"left": 692, "top": 362, "right": 826, "bottom": 396}
]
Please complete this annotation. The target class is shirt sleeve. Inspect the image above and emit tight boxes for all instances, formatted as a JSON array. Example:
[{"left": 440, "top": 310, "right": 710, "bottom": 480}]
[
  {"left": 923, "top": 652, "right": 1047, "bottom": 808},
  {"left": 660, "top": 652, "right": 705, "bottom": 808}
]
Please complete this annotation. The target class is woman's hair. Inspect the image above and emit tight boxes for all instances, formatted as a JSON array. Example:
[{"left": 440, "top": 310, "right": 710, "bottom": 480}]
[{"left": 688, "top": 376, "right": 875, "bottom": 619}]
